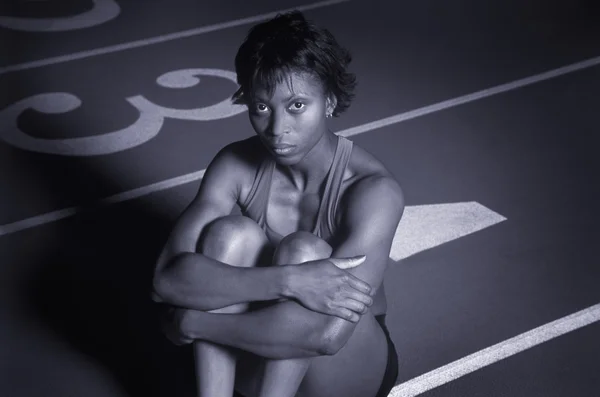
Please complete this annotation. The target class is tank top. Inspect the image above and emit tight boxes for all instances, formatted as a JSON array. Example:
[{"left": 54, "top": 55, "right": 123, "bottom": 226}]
[{"left": 240, "top": 135, "right": 353, "bottom": 245}]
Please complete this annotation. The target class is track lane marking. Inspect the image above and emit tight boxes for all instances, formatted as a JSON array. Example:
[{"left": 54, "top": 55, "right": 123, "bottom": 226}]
[
  {"left": 0, "top": 170, "right": 206, "bottom": 236},
  {"left": 389, "top": 303, "right": 600, "bottom": 396},
  {"left": 2, "top": 54, "right": 600, "bottom": 236},
  {"left": 339, "top": 55, "right": 600, "bottom": 137},
  {"left": 0, "top": 0, "right": 351, "bottom": 75}
]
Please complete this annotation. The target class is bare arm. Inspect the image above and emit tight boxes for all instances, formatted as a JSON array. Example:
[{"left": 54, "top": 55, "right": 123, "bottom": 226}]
[
  {"left": 176, "top": 175, "right": 404, "bottom": 358},
  {"left": 317, "top": 175, "right": 404, "bottom": 350},
  {"left": 169, "top": 300, "right": 335, "bottom": 359},
  {"left": 152, "top": 141, "right": 289, "bottom": 310},
  {"left": 153, "top": 140, "right": 373, "bottom": 315}
]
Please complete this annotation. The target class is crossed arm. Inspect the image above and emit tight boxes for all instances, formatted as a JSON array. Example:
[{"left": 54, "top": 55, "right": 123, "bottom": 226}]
[{"left": 153, "top": 145, "right": 404, "bottom": 359}]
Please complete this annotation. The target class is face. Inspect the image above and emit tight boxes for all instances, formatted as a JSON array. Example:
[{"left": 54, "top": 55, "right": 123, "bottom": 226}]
[{"left": 247, "top": 71, "right": 334, "bottom": 165}]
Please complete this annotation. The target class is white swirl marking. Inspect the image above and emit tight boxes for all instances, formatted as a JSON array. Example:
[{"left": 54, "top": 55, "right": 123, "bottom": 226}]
[
  {"left": 0, "top": 68, "right": 246, "bottom": 156},
  {"left": 132, "top": 68, "right": 246, "bottom": 121},
  {"left": 0, "top": 92, "right": 163, "bottom": 156},
  {"left": 0, "top": 0, "right": 121, "bottom": 32}
]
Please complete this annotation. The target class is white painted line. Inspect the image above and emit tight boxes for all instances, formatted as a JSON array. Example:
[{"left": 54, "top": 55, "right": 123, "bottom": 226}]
[
  {"left": 0, "top": 0, "right": 351, "bottom": 75},
  {"left": 339, "top": 55, "right": 600, "bottom": 137},
  {"left": 0, "top": 0, "right": 120, "bottom": 32},
  {"left": 1, "top": 54, "right": 599, "bottom": 236},
  {"left": 389, "top": 303, "right": 600, "bottom": 397},
  {"left": 0, "top": 170, "right": 205, "bottom": 236}
]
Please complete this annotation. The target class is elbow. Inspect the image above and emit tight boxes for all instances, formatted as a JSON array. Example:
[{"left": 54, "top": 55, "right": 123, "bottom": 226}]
[
  {"left": 318, "top": 331, "right": 346, "bottom": 356},
  {"left": 316, "top": 320, "right": 352, "bottom": 356},
  {"left": 152, "top": 272, "right": 168, "bottom": 303},
  {"left": 152, "top": 255, "right": 182, "bottom": 303},
  {"left": 318, "top": 337, "right": 342, "bottom": 356},
  {"left": 152, "top": 253, "right": 199, "bottom": 306}
]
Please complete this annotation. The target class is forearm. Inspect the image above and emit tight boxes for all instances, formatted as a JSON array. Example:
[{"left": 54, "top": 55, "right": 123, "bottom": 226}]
[
  {"left": 183, "top": 299, "right": 358, "bottom": 359},
  {"left": 153, "top": 252, "right": 289, "bottom": 311}
]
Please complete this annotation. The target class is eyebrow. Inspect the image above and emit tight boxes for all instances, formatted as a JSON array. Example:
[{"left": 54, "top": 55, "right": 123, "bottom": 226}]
[{"left": 254, "top": 93, "right": 310, "bottom": 103}]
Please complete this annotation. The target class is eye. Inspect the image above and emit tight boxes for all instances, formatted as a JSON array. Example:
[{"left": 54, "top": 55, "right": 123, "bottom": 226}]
[
  {"left": 253, "top": 103, "right": 269, "bottom": 113},
  {"left": 289, "top": 102, "right": 305, "bottom": 112}
]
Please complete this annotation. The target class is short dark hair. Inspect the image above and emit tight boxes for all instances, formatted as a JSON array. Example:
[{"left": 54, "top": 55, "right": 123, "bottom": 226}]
[{"left": 232, "top": 11, "right": 357, "bottom": 117}]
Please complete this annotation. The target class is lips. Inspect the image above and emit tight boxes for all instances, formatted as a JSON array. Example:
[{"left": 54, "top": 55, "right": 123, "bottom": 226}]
[
  {"left": 268, "top": 143, "right": 296, "bottom": 155},
  {"left": 271, "top": 144, "right": 294, "bottom": 149}
]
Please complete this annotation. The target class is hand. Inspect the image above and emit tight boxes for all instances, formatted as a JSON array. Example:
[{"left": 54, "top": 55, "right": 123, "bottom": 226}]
[
  {"left": 160, "top": 306, "right": 194, "bottom": 346},
  {"left": 286, "top": 255, "right": 373, "bottom": 322}
]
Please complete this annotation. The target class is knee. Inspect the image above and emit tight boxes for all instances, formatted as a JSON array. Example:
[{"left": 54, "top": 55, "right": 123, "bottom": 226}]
[
  {"left": 199, "top": 215, "right": 269, "bottom": 266},
  {"left": 273, "top": 231, "right": 333, "bottom": 265}
]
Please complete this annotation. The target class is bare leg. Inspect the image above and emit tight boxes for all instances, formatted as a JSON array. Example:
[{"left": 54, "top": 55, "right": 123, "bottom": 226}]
[
  {"left": 192, "top": 223, "right": 388, "bottom": 397},
  {"left": 231, "top": 230, "right": 389, "bottom": 397},
  {"left": 258, "top": 231, "right": 332, "bottom": 397},
  {"left": 193, "top": 215, "right": 270, "bottom": 397}
]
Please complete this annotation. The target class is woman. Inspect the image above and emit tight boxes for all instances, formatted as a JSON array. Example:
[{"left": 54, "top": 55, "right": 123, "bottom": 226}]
[{"left": 152, "top": 11, "right": 404, "bottom": 397}]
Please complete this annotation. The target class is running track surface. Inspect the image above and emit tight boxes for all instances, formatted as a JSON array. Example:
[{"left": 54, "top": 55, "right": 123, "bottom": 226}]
[{"left": 1, "top": 1, "right": 599, "bottom": 396}]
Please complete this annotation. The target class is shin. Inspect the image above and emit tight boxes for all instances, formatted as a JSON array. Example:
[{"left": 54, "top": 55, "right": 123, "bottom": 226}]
[
  {"left": 258, "top": 231, "right": 332, "bottom": 397},
  {"left": 193, "top": 215, "right": 270, "bottom": 397}
]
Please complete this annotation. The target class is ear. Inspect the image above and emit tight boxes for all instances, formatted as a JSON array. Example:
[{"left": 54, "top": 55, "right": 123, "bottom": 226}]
[{"left": 326, "top": 94, "right": 338, "bottom": 117}]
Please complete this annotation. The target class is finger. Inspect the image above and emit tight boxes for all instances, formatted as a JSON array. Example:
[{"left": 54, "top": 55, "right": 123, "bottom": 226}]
[
  {"left": 345, "top": 275, "right": 372, "bottom": 295},
  {"left": 329, "top": 255, "right": 366, "bottom": 269},
  {"left": 345, "top": 289, "right": 374, "bottom": 307},
  {"left": 341, "top": 298, "right": 368, "bottom": 315},
  {"left": 333, "top": 307, "right": 360, "bottom": 323}
]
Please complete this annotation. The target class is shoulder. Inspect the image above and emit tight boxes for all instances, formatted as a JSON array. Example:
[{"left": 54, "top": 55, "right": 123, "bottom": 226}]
[
  {"left": 344, "top": 139, "right": 404, "bottom": 204},
  {"left": 200, "top": 136, "right": 268, "bottom": 198},
  {"left": 338, "top": 140, "right": 404, "bottom": 224},
  {"left": 205, "top": 136, "right": 265, "bottom": 176},
  {"left": 211, "top": 136, "right": 265, "bottom": 166}
]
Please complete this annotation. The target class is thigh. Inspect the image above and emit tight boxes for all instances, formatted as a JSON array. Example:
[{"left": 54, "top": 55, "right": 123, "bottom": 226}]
[
  {"left": 235, "top": 231, "right": 389, "bottom": 397},
  {"left": 234, "top": 311, "right": 389, "bottom": 397},
  {"left": 299, "top": 312, "right": 389, "bottom": 397}
]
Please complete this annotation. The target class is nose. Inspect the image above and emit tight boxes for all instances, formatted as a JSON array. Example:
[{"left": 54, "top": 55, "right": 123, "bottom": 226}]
[{"left": 267, "top": 111, "right": 289, "bottom": 137}]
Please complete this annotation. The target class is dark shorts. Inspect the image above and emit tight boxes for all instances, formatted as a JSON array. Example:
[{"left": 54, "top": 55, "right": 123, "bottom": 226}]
[{"left": 374, "top": 314, "right": 399, "bottom": 397}]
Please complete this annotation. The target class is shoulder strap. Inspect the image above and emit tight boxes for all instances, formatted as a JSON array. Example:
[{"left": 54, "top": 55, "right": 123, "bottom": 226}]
[
  {"left": 314, "top": 136, "right": 353, "bottom": 237},
  {"left": 239, "top": 157, "right": 275, "bottom": 227}
]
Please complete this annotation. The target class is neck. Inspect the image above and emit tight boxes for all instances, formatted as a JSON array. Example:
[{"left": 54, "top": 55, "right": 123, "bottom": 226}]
[{"left": 278, "top": 131, "right": 338, "bottom": 192}]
